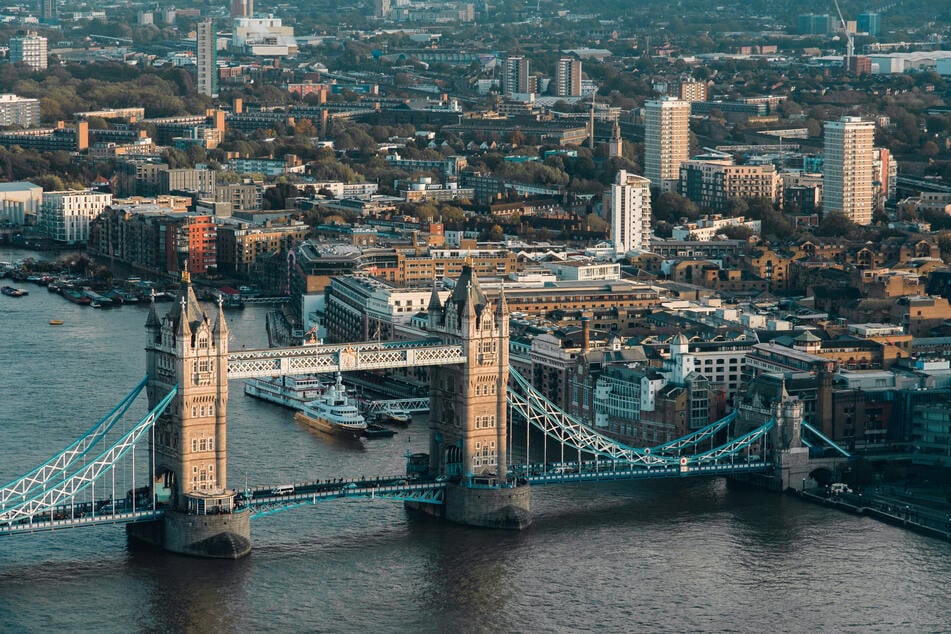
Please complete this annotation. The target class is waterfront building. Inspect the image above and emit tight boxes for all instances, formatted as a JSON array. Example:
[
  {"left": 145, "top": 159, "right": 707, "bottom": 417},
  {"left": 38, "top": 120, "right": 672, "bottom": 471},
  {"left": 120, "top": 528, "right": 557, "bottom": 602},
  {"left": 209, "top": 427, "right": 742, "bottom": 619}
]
[
  {"left": 40, "top": 190, "right": 112, "bottom": 245},
  {"left": 9, "top": 32, "right": 47, "bottom": 71},
  {"left": 196, "top": 18, "right": 217, "bottom": 98},
  {"left": 644, "top": 97, "right": 690, "bottom": 193},
  {"left": 823, "top": 116, "right": 875, "bottom": 225},
  {"left": 604, "top": 169, "right": 651, "bottom": 257},
  {"left": 89, "top": 205, "right": 217, "bottom": 276},
  {"left": 215, "top": 218, "right": 307, "bottom": 276}
]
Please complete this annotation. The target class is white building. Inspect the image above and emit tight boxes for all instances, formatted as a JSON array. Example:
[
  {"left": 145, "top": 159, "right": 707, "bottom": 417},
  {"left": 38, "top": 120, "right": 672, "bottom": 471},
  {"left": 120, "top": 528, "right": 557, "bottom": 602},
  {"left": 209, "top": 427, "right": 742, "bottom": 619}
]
[
  {"left": 0, "top": 94, "right": 41, "bottom": 128},
  {"left": 604, "top": 170, "right": 651, "bottom": 257},
  {"left": 232, "top": 16, "right": 297, "bottom": 56},
  {"left": 9, "top": 32, "right": 47, "bottom": 71},
  {"left": 0, "top": 182, "right": 42, "bottom": 225},
  {"left": 671, "top": 215, "right": 762, "bottom": 241},
  {"left": 41, "top": 191, "right": 113, "bottom": 244},
  {"left": 824, "top": 116, "right": 875, "bottom": 225},
  {"left": 644, "top": 97, "right": 691, "bottom": 193}
]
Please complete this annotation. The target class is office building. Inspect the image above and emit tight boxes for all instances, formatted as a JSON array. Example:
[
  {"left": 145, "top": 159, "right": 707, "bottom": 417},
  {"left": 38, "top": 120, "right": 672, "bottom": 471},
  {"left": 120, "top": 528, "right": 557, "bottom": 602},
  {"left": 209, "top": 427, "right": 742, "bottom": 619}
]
[
  {"left": 644, "top": 97, "right": 690, "bottom": 194},
  {"left": 196, "top": 18, "right": 217, "bottom": 97},
  {"left": 555, "top": 58, "right": 582, "bottom": 97},
  {"left": 857, "top": 12, "right": 880, "bottom": 36},
  {"left": 9, "top": 32, "right": 48, "bottom": 71},
  {"left": 605, "top": 170, "right": 651, "bottom": 256},
  {"left": 823, "top": 116, "right": 875, "bottom": 225}
]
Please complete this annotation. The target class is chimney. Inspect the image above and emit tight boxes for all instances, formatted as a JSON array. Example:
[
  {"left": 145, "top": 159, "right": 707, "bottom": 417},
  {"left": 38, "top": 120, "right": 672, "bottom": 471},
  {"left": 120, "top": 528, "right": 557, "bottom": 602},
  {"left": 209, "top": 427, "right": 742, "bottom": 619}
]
[{"left": 581, "top": 316, "right": 590, "bottom": 352}]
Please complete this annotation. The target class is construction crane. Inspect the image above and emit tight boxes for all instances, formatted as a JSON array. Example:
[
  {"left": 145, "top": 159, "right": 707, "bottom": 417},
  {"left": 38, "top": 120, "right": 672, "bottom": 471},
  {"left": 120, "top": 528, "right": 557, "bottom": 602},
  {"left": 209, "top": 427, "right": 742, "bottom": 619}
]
[{"left": 831, "top": 0, "right": 855, "bottom": 61}]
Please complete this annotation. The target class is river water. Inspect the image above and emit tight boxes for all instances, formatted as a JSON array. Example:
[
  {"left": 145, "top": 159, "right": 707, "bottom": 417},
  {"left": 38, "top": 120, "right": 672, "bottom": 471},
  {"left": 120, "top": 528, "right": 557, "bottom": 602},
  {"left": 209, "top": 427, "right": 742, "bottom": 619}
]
[{"left": 0, "top": 247, "right": 949, "bottom": 633}]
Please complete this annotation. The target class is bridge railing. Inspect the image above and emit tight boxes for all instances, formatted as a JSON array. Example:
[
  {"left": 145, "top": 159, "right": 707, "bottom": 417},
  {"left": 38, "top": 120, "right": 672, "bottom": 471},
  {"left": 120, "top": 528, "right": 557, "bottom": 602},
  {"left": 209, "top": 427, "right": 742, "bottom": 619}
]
[
  {"left": 0, "top": 386, "right": 177, "bottom": 525},
  {"left": 509, "top": 367, "right": 774, "bottom": 468},
  {"left": 0, "top": 377, "right": 148, "bottom": 508},
  {"left": 227, "top": 340, "right": 465, "bottom": 378}
]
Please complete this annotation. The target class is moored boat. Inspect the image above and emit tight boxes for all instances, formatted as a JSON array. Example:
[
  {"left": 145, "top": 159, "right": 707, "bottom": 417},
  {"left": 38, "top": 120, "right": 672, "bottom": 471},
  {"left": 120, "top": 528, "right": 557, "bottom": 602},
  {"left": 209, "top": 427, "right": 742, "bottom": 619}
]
[
  {"left": 294, "top": 373, "right": 367, "bottom": 439},
  {"left": 363, "top": 423, "right": 397, "bottom": 438},
  {"left": 244, "top": 375, "right": 328, "bottom": 410},
  {"left": 377, "top": 409, "right": 412, "bottom": 426},
  {"left": 60, "top": 288, "right": 91, "bottom": 305},
  {"left": 49, "top": 319, "right": 64, "bottom": 325}
]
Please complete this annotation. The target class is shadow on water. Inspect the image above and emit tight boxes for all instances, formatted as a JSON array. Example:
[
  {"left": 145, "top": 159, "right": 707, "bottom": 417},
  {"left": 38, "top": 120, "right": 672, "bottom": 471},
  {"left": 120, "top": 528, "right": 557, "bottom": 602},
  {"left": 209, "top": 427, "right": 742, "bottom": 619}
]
[{"left": 126, "top": 544, "right": 253, "bottom": 634}]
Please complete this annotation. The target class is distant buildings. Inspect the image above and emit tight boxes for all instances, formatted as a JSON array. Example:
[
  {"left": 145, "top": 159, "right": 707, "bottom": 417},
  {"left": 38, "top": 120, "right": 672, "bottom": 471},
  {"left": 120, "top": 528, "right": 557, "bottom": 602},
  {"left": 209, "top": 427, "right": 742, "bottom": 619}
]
[
  {"left": 823, "top": 116, "right": 875, "bottom": 225},
  {"left": 678, "top": 158, "right": 782, "bottom": 212},
  {"left": 857, "top": 12, "right": 880, "bottom": 36},
  {"left": 502, "top": 56, "right": 533, "bottom": 97},
  {"left": 39, "top": 0, "right": 58, "bottom": 24},
  {"left": 196, "top": 18, "right": 217, "bottom": 97},
  {"left": 555, "top": 58, "right": 582, "bottom": 98},
  {"left": 231, "top": 0, "right": 253, "bottom": 19},
  {"left": 0, "top": 94, "right": 41, "bottom": 128},
  {"left": 232, "top": 16, "right": 297, "bottom": 56},
  {"left": 605, "top": 170, "right": 651, "bottom": 256},
  {"left": 9, "top": 32, "right": 48, "bottom": 71},
  {"left": 644, "top": 97, "right": 690, "bottom": 194}
]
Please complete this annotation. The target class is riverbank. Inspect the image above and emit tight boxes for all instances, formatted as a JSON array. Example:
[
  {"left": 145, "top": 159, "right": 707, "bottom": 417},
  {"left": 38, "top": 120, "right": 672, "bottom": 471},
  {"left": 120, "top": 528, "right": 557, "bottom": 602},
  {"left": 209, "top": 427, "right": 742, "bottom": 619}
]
[{"left": 800, "top": 487, "right": 951, "bottom": 542}]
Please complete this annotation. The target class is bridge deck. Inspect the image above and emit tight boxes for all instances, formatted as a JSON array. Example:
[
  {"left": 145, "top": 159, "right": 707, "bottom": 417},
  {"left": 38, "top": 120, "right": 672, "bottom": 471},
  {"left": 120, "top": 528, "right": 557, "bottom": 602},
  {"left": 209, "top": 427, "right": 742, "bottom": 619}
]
[{"left": 227, "top": 340, "right": 465, "bottom": 378}]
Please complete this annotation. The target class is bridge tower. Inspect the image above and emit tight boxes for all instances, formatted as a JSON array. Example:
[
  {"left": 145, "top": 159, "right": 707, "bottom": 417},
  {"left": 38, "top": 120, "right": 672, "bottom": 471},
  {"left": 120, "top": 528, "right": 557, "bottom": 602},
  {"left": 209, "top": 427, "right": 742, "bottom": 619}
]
[
  {"left": 131, "top": 272, "right": 251, "bottom": 558},
  {"left": 422, "top": 263, "right": 531, "bottom": 529}
]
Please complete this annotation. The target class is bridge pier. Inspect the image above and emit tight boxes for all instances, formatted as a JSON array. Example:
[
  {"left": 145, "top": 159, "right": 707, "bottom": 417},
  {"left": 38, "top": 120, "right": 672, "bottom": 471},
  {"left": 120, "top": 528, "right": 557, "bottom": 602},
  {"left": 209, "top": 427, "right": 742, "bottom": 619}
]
[
  {"left": 127, "top": 509, "right": 251, "bottom": 559},
  {"left": 407, "top": 482, "right": 532, "bottom": 529}
]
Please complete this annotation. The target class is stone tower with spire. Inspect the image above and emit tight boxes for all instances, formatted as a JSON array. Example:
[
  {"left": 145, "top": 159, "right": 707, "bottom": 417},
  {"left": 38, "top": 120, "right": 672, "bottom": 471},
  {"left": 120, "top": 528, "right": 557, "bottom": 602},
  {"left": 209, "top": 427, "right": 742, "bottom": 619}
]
[
  {"left": 422, "top": 263, "right": 530, "bottom": 529},
  {"left": 137, "top": 271, "right": 250, "bottom": 558},
  {"left": 607, "top": 117, "right": 623, "bottom": 159},
  {"left": 427, "top": 263, "right": 509, "bottom": 480}
]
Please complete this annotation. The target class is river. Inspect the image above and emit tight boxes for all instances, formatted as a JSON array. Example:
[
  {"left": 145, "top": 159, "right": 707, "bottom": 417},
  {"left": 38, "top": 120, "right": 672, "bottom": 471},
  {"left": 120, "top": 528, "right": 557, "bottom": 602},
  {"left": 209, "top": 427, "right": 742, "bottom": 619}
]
[{"left": 0, "top": 247, "right": 948, "bottom": 632}]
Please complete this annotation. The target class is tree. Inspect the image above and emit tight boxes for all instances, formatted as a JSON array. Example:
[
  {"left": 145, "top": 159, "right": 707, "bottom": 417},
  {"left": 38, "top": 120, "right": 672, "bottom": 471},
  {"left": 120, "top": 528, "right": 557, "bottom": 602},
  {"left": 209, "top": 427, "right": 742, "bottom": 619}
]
[{"left": 815, "top": 211, "right": 860, "bottom": 238}]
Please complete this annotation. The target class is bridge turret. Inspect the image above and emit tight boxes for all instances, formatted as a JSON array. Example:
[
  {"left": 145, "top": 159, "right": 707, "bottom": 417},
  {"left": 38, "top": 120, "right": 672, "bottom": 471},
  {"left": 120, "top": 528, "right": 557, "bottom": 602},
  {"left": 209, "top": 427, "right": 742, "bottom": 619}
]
[
  {"left": 137, "top": 273, "right": 250, "bottom": 558},
  {"left": 417, "top": 262, "right": 530, "bottom": 529}
]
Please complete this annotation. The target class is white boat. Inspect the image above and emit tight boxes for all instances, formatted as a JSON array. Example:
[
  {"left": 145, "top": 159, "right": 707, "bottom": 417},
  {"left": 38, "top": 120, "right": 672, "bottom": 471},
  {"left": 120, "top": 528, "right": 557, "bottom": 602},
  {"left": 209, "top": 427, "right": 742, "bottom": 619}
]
[
  {"left": 244, "top": 375, "right": 328, "bottom": 411},
  {"left": 294, "top": 373, "right": 367, "bottom": 439}
]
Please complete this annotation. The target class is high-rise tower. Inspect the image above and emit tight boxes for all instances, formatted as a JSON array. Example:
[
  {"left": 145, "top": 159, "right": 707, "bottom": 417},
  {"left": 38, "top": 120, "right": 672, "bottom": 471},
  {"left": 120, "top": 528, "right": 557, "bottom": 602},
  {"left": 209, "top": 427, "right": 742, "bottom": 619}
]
[
  {"left": 555, "top": 57, "right": 582, "bottom": 97},
  {"left": 502, "top": 56, "right": 531, "bottom": 97},
  {"left": 605, "top": 169, "right": 651, "bottom": 257},
  {"left": 196, "top": 18, "right": 217, "bottom": 97},
  {"left": 644, "top": 97, "right": 690, "bottom": 193},
  {"left": 823, "top": 116, "right": 875, "bottom": 225}
]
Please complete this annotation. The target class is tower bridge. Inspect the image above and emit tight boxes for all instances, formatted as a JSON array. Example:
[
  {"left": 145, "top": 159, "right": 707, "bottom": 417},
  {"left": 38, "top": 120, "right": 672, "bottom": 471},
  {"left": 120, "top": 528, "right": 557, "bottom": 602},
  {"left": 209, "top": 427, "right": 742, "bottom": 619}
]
[{"left": 0, "top": 264, "right": 818, "bottom": 557}]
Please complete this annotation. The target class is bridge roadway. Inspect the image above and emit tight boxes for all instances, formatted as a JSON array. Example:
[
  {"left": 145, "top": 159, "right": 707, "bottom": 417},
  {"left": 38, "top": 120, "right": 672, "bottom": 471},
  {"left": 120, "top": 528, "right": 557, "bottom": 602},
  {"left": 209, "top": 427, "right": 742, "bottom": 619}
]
[
  {"left": 0, "top": 460, "right": 773, "bottom": 534},
  {"left": 227, "top": 338, "right": 465, "bottom": 379}
]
